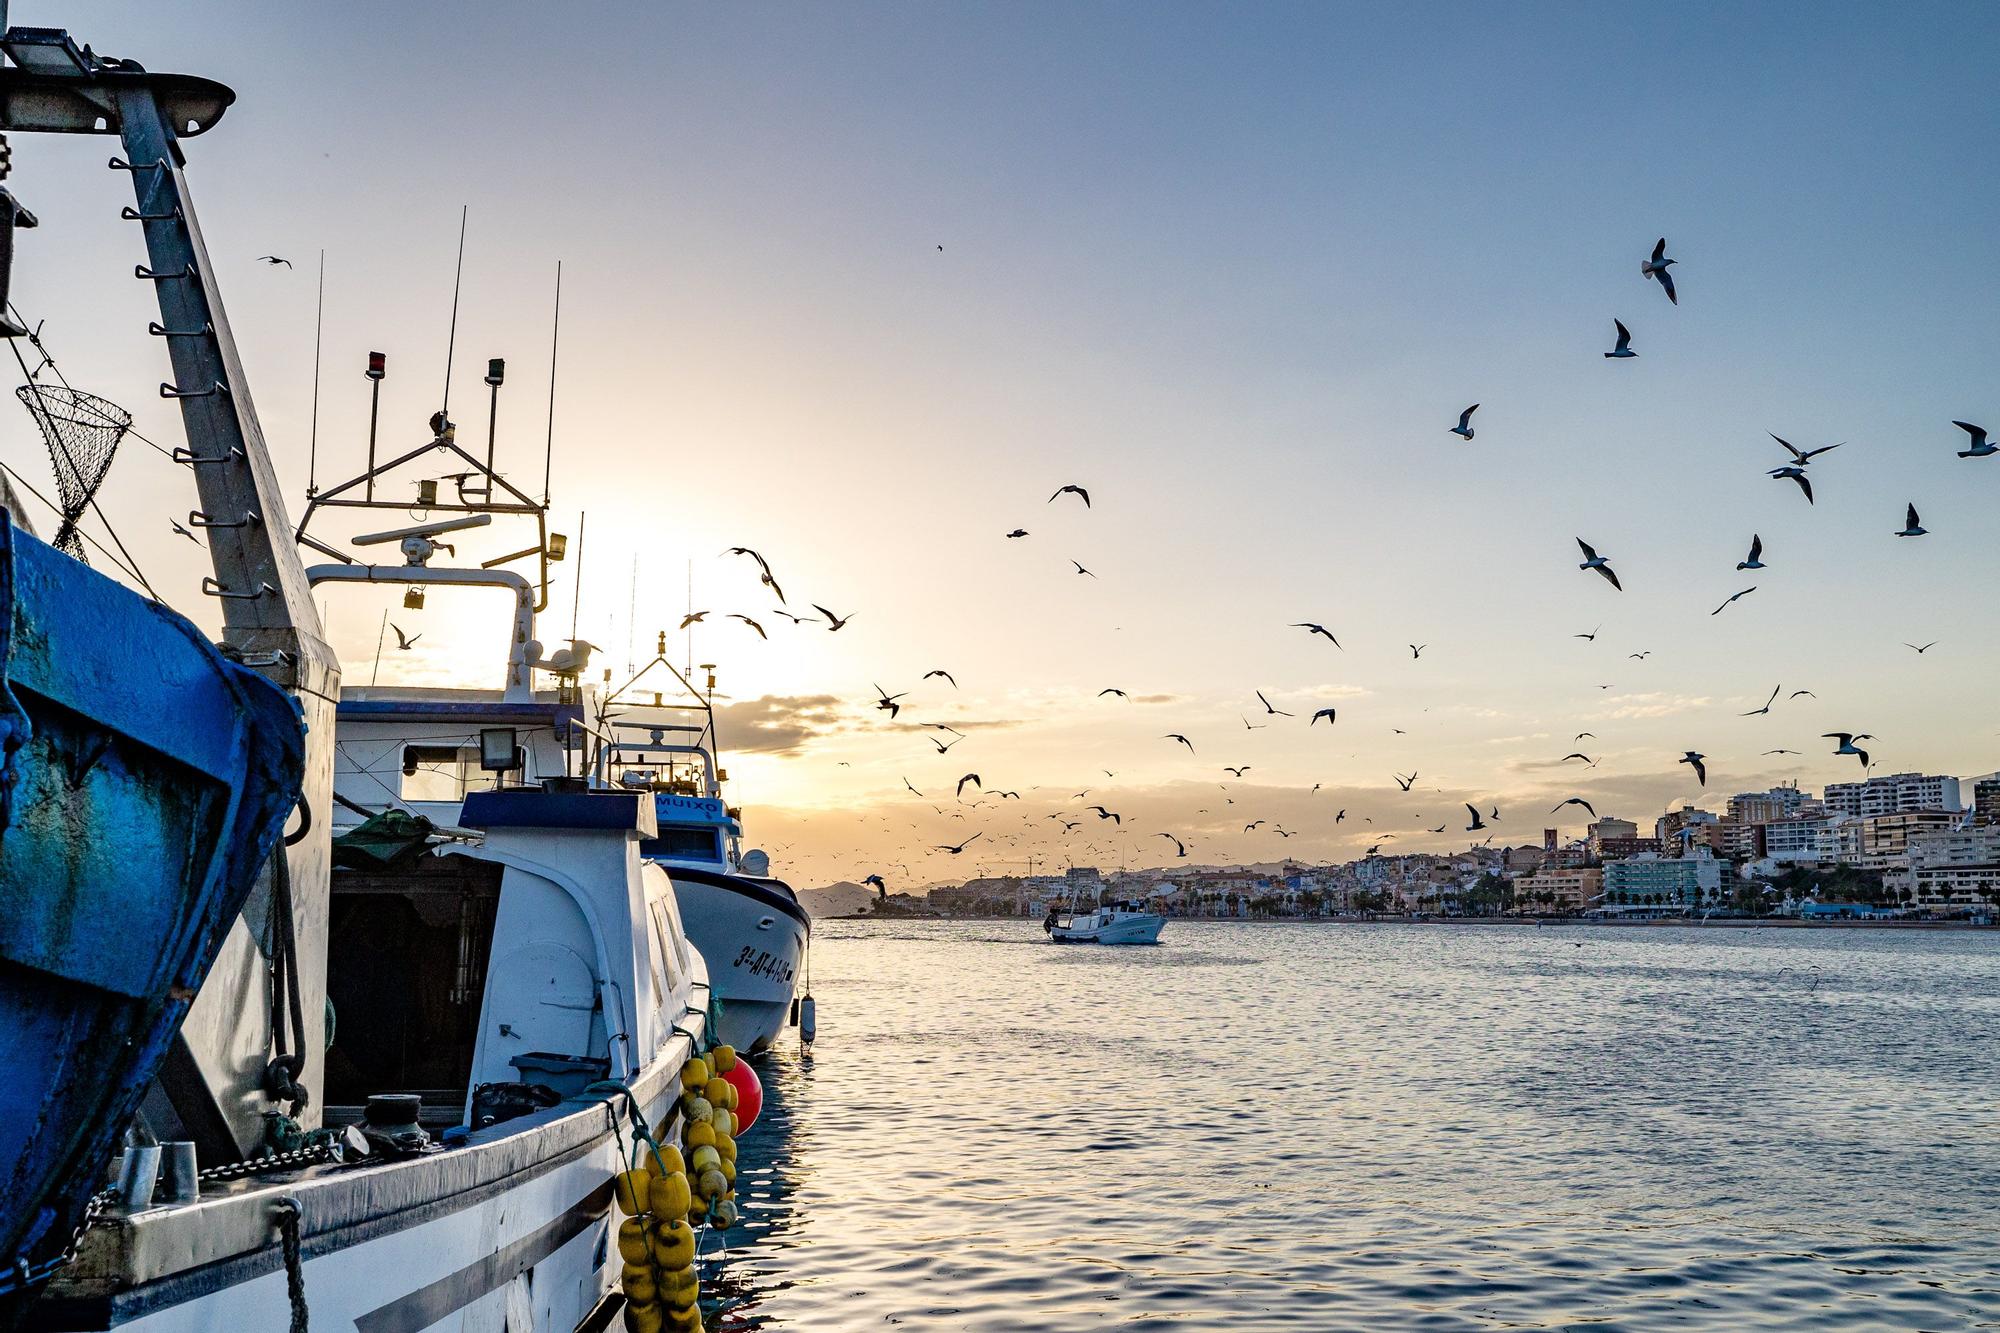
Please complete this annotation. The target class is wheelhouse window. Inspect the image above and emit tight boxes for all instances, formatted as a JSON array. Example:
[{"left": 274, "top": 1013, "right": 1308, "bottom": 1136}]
[
  {"left": 399, "top": 744, "right": 484, "bottom": 803},
  {"left": 644, "top": 826, "right": 721, "bottom": 862}
]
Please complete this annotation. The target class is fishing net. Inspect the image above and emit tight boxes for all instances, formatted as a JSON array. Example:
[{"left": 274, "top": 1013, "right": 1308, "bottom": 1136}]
[{"left": 14, "top": 383, "right": 130, "bottom": 563}]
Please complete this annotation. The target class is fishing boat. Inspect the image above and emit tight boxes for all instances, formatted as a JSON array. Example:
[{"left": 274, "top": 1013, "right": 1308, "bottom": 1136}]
[
  {"left": 2, "top": 22, "right": 724, "bottom": 1333},
  {"left": 1043, "top": 900, "right": 1167, "bottom": 945},
  {"left": 599, "top": 646, "right": 810, "bottom": 1054}
]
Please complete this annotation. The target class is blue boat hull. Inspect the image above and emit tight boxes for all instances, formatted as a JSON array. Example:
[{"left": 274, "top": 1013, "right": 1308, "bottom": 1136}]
[{"left": 0, "top": 514, "right": 305, "bottom": 1295}]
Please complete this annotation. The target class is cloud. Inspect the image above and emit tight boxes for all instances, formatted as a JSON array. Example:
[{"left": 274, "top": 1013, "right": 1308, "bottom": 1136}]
[
  {"left": 1588, "top": 692, "right": 1713, "bottom": 720},
  {"left": 715, "top": 693, "right": 846, "bottom": 755}
]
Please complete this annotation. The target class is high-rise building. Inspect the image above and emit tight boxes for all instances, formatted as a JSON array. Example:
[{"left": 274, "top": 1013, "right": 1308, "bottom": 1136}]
[
  {"left": 1858, "top": 810, "right": 1962, "bottom": 868},
  {"left": 1823, "top": 772, "right": 1963, "bottom": 818},
  {"left": 1971, "top": 775, "right": 2000, "bottom": 826},
  {"left": 1655, "top": 806, "right": 1717, "bottom": 850},
  {"left": 1587, "top": 817, "right": 1637, "bottom": 859},
  {"left": 1728, "top": 783, "right": 1810, "bottom": 825},
  {"left": 1603, "top": 850, "right": 1726, "bottom": 916}
]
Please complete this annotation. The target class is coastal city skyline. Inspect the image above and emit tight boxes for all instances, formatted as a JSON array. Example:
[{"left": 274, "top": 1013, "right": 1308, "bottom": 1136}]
[{"left": 5, "top": 4, "right": 1996, "bottom": 887}]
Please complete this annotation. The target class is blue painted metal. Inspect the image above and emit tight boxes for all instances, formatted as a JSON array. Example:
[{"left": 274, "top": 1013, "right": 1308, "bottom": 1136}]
[{"left": 0, "top": 512, "right": 305, "bottom": 1292}]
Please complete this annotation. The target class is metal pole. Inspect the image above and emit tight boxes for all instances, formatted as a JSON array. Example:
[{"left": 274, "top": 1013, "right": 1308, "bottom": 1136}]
[{"left": 365, "top": 371, "right": 381, "bottom": 500}]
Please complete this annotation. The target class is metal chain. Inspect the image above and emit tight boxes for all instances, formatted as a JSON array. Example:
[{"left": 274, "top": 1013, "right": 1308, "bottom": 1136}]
[
  {"left": 196, "top": 1141, "right": 336, "bottom": 1184},
  {"left": 2, "top": 1188, "right": 115, "bottom": 1296}
]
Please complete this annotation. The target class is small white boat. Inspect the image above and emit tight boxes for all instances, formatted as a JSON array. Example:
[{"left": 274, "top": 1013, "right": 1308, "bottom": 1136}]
[{"left": 1044, "top": 900, "right": 1166, "bottom": 945}]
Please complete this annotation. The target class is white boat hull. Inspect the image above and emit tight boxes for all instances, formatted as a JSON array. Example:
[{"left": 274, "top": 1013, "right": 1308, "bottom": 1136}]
[
  {"left": 666, "top": 868, "right": 808, "bottom": 1052},
  {"left": 1049, "top": 913, "right": 1165, "bottom": 945}
]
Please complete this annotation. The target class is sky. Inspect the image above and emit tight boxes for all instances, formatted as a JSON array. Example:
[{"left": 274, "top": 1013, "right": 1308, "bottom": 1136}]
[{"left": 6, "top": 3, "right": 1999, "bottom": 888}]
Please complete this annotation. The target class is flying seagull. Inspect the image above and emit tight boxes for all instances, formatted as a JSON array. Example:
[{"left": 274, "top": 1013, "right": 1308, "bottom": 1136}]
[
  {"left": 1449, "top": 404, "right": 1479, "bottom": 440},
  {"left": 1551, "top": 797, "right": 1597, "bottom": 818},
  {"left": 1255, "top": 689, "right": 1293, "bottom": 717},
  {"left": 1311, "top": 708, "right": 1337, "bottom": 726},
  {"left": 255, "top": 255, "right": 292, "bottom": 267},
  {"left": 771, "top": 609, "right": 819, "bottom": 624},
  {"left": 1223, "top": 765, "right": 1251, "bottom": 777},
  {"left": 923, "top": 669, "right": 957, "bottom": 687},
  {"left": 1790, "top": 689, "right": 1816, "bottom": 699},
  {"left": 1005, "top": 528, "right": 1029, "bottom": 538},
  {"left": 1086, "top": 805, "right": 1121, "bottom": 824},
  {"left": 955, "top": 773, "right": 981, "bottom": 797},
  {"left": 1604, "top": 319, "right": 1636, "bottom": 359},
  {"left": 1894, "top": 503, "right": 1926, "bottom": 537},
  {"left": 1736, "top": 534, "right": 1765, "bottom": 571},
  {"left": 1641, "top": 237, "right": 1677, "bottom": 304},
  {"left": 169, "top": 518, "right": 201, "bottom": 544},
  {"left": 1575, "top": 625, "right": 1600, "bottom": 642},
  {"left": 1769, "top": 466, "right": 1814, "bottom": 503},
  {"left": 1165, "top": 733, "right": 1196, "bottom": 753},
  {"left": 1679, "top": 750, "right": 1708, "bottom": 786},
  {"left": 1071, "top": 560, "right": 1096, "bottom": 577},
  {"left": 872, "top": 683, "right": 908, "bottom": 718},
  {"left": 1409, "top": 643, "right": 1427, "bottom": 659},
  {"left": 934, "top": 834, "right": 982, "bottom": 855},
  {"left": 1098, "top": 687, "right": 1127, "bottom": 698},
  {"left": 812, "top": 603, "right": 853, "bottom": 630},
  {"left": 678, "top": 611, "right": 708, "bottom": 629},
  {"left": 1741, "top": 684, "right": 1781, "bottom": 716},
  {"left": 1953, "top": 421, "right": 1995, "bottom": 458},
  {"left": 1763, "top": 748, "right": 1800, "bottom": 755},
  {"left": 1158, "top": 833, "right": 1187, "bottom": 858},
  {"left": 1711, "top": 587, "right": 1757, "bottom": 616},
  {"left": 728, "top": 613, "right": 767, "bottom": 639},
  {"left": 1394, "top": 772, "right": 1417, "bottom": 792},
  {"left": 1048, "top": 485, "right": 1091, "bottom": 507},
  {"left": 1823, "top": 733, "right": 1872, "bottom": 766},
  {"left": 902, "top": 777, "right": 924, "bottom": 796},
  {"left": 1771, "top": 434, "right": 1841, "bottom": 465},
  {"left": 1465, "top": 803, "right": 1487, "bottom": 831},
  {"left": 1561, "top": 752, "right": 1596, "bottom": 765},
  {"left": 862, "top": 874, "right": 887, "bottom": 896},
  {"left": 1905, "top": 641, "right": 1937, "bottom": 654},
  {"left": 1577, "top": 539, "right": 1621, "bottom": 590},
  {"left": 390, "top": 622, "right": 420, "bottom": 650},
  {"left": 1292, "top": 622, "right": 1342, "bottom": 647}
]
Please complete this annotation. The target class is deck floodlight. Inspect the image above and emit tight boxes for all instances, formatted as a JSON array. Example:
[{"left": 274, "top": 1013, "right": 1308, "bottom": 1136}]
[
  {"left": 484, "top": 358, "right": 505, "bottom": 386},
  {"left": 2, "top": 28, "right": 94, "bottom": 77},
  {"left": 479, "top": 727, "right": 518, "bottom": 772},
  {"left": 366, "top": 351, "right": 386, "bottom": 380},
  {"left": 403, "top": 585, "right": 424, "bottom": 610},
  {"left": 547, "top": 533, "right": 567, "bottom": 561},
  {"left": 416, "top": 478, "right": 437, "bottom": 506}
]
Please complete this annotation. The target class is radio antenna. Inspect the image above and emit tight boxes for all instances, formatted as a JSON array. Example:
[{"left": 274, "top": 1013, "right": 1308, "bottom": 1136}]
[
  {"left": 440, "top": 205, "right": 467, "bottom": 421},
  {"left": 569, "top": 510, "right": 586, "bottom": 641},
  {"left": 542, "top": 260, "right": 562, "bottom": 507},
  {"left": 307, "top": 248, "right": 325, "bottom": 495}
]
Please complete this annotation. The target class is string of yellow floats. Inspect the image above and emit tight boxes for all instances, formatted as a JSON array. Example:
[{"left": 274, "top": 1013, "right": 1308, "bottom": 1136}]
[{"left": 612, "top": 1045, "right": 744, "bottom": 1333}]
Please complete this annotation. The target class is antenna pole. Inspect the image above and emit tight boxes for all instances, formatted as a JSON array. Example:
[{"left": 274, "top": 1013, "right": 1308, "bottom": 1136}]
[
  {"left": 441, "top": 204, "right": 467, "bottom": 421},
  {"left": 370, "top": 609, "right": 388, "bottom": 687},
  {"left": 307, "top": 249, "right": 325, "bottom": 495},
  {"left": 542, "top": 260, "right": 562, "bottom": 507},
  {"left": 569, "top": 510, "right": 585, "bottom": 641}
]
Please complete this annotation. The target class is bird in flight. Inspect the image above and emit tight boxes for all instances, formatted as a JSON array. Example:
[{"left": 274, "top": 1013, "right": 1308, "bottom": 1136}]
[
  {"left": 1604, "top": 319, "right": 1636, "bottom": 359},
  {"left": 1641, "top": 238, "right": 1677, "bottom": 304},
  {"left": 1158, "top": 833, "right": 1187, "bottom": 858},
  {"left": 956, "top": 773, "right": 981, "bottom": 797},
  {"left": 1551, "top": 797, "right": 1597, "bottom": 818},
  {"left": 927, "top": 734, "right": 963, "bottom": 754},
  {"left": 1763, "top": 748, "right": 1800, "bottom": 755},
  {"left": 1736, "top": 534, "right": 1765, "bottom": 571},
  {"left": 1223, "top": 765, "right": 1251, "bottom": 777},
  {"left": 1741, "top": 684, "right": 1781, "bottom": 716},
  {"left": 812, "top": 603, "right": 853, "bottom": 630},
  {"left": 1575, "top": 625, "right": 1600, "bottom": 642},
  {"left": 923, "top": 669, "right": 957, "bottom": 687},
  {"left": 1629, "top": 651, "right": 1651, "bottom": 660},
  {"left": 1255, "top": 689, "right": 1293, "bottom": 717},
  {"left": 1099, "top": 687, "right": 1127, "bottom": 699},
  {"left": 1712, "top": 587, "right": 1757, "bottom": 616},
  {"left": 1409, "top": 644, "right": 1427, "bottom": 659},
  {"left": 170, "top": 518, "right": 201, "bottom": 544},
  {"left": 1577, "top": 539, "right": 1621, "bottom": 590},
  {"left": 1465, "top": 803, "right": 1487, "bottom": 831},
  {"left": 771, "top": 609, "right": 819, "bottom": 625},
  {"left": 1679, "top": 751, "right": 1708, "bottom": 786},
  {"left": 1561, "top": 752, "right": 1596, "bottom": 765},
  {"left": 1005, "top": 528, "right": 1029, "bottom": 538},
  {"left": 256, "top": 255, "right": 292, "bottom": 267},
  {"left": 1790, "top": 689, "right": 1816, "bottom": 699},
  {"left": 1241, "top": 715, "right": 1267, "bottom": 731},
  {"left": 725, "top": 547, "right": 786, "bottom": 603},
  {"left": 1335, "top": 808, "right": 1347, "bottom": 822},
  {"left": 862, "top": 874, "right": 887, "bottom": 895},
  {"left": 1823, "top": 733, "right": 1872, "bottom": 766},
  {"left": 391, "top": 622, "right": 420, "bottom": 650},
  {"left": 1049, "top": 485, "right": 1091, "bottom": 507},
  {"left": 1071, "top": 560, "right": 1096, "bottom": 577},
  {"left": 1311, "top": 708, "right": 1337, "bottom": 726},
  {"left": 934, "top": 834, "right": 982, "bottom": 855},
  {"left": 729, "top": 613, "right": 767, "bottom": 639},
  {"left": 1894, "top": 503, "right": 1927, "bottom": 537},
  {"left": 1449, "top": 404, "right": 1479, "bottom": 440},
  {"left": 1769, "top": 466, "right": 1814, "bottom": 504},
  {"left": 1953, "top": 421, "right": 1995, "bottom": 458},
  {"left": 902, "top": 777, "right": 924, "bottom": 796},
  {"left": 1905, "top": 642, "right": 1937, "bottom": 654},
  {"left": 1771, "top": 434, "right": 1841, "bottom": 465},
  {"left": 678, "top": 611, "right": 708, "bottom": 629},
  {"left": 1086, "top": 805, "right": 1121, "bottom": 824},
  {"left": 1244, "top": 820, "right": 1265, "bottom": 832},
  {"left": 873, "top": 684, "right": 908, "bottom": 718},
  {"left": 1165, "top": 733, "right": 1196, "bottom": 753},
  {"left": 1394, "top": 772, "right": 1417, "bottom": 792},
  {"left": 1576, "top": 732, "right": 1595, "bottom": 740},
  {"left": 1292, "top": 622, "right": 1342, "bottom": 647}
]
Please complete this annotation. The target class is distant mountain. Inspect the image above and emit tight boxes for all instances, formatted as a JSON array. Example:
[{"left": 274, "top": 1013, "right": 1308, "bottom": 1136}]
[{"left": 796, "top": 881, "right": 877, "bottom": 918}]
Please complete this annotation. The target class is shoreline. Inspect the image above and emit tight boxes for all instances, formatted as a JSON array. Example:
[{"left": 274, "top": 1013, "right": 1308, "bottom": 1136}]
[{"left": 822, "top": 912, "right": 1997, "bottom": 931}]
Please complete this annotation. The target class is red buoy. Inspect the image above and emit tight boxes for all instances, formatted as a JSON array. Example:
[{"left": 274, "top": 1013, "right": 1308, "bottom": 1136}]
[{"left": 720, "top": 1058, "right": 763, "bottom": 1133}]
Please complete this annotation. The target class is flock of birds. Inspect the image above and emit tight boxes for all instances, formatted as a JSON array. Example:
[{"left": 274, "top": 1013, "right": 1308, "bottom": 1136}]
[{"left": 643, "top": 236, "right": 1993, "bottom": 894}]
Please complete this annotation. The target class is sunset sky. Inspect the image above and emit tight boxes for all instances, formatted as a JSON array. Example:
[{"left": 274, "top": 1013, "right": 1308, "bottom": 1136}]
[{"left": 8, "top": 3, "right": 1998, "bottom": 887}]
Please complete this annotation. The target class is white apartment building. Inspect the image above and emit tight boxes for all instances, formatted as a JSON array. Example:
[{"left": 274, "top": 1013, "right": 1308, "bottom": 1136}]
[
  {"left": 1603, "top": 850, "right": 1726, "bottom": 916},
  {"left": 1822, "top": 772, "right": 1963, "bottom": 818},
  {"left": 1761, "top": 815, "right": 1860, "bottom": 864},
  {"left": 1895, "top": 826, "right": 2000, "bottom": 913}
]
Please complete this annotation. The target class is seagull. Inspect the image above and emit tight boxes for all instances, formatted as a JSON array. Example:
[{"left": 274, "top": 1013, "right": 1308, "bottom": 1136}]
[
  {"left": 923, "top": 669, "right": 957, "bottom": 687},
  {"left": 1158, "top": 833, "right": 1187, "bottom": 858},
  {"left": 1953, "top": 421, "right": 1996, "bottom": 458},
  {"left": 1741, "top": 684, "right": 1781, "bottom": 716},
  {"left": 1905, "top": 641, "right": 1937, "bottom": 654},
  {"left": 1223, "top": 765, "right": 1251, "bottom": 777},
  {"left": 390, "top": 622, "right": 421, "bottom": 650},
  {"left": 1561, "top": 753, "right": 1596, "bottom": 765},
  {"left": 1771, "top": 434, "right": 1842, "bottom": 465},
  {"left": 1576, "top": 732, "right": 1595, "bottom": 740},
  {"left": 872, "top": 684, "right": 908, "bottom": 718},
  {"left": 169, "top": 518, "right": 201, "bottom": 544},
  {"left": 955, "top": 773, "right": 981, "bottom": 797},
  {"left": 812, "top": 603, "right": 853, "bottom": 630},
  {"left": 1894, "top": 503, "right": 1926, "bottom": 537},
  {"left": 1165, "top": 733, "right": 1196, "bottom": 753},
  {"left": 1711, "top": 587, "right": 1757, "bottom": 616},
  {"left": 1335, "top": 809, "right": 1346, "bottom": 822},
  {"left": 1449, "top": 404, "right": 1479, "bottom": 440},
  {"left": 1394, "top": 772, "right": 1417, "bottom": 792},
  {"left": 1679, "top": 750, "right": 1708, "bottom": 786},
  {"left": 255, "top": 255, "right": 292, "bottom": 268},
  {"left": 1763, "top": 748, "right": 1800, "bottom": 755},
  {"left": 1098, "top": 687, "right": 1128, "bottom": 699},
  {"left": 1241, "top": 715, "right": 1266, "bottom": 730},
  {"left": 1255, "top": 689, "right": 1293, "bottom": 717},
  {"left": 927, "top": 735, "right": 962, "bottom": 754},
  {"left": 1292, "top": 622, "right": 1342, "bottom": 647},
  {"left": 1048, "top": 485, "right": 1090, "bottom": 508},
  {"left": 771, "top": 609, "right": 819, "bottom": 624},
  {"left": 1641, "top": 237, "right": 1677, "bottom": 304},
  {"left": 725, "top": 547, "right": 786, "bottom": 603},
  {"left": 1311, "top": 708, "right": 1337, "bottom": 726},
  {"left": 902, "top": 777, "right": 924, "bottom": 796},
  {"left": 729, "top": 613, "right": 767, "bottom": 639},
  {"left": 1604, "top": 319, "right": 1636, "bottom": 359},
  {"left": 1465, "top": 803, "right": 1487, "bottom": 831},
  {"left": 678, "top": 611, "right": 709, "bottom": 629},
  {"left": 1551, "top": 797, "right": 1597, "bottom": 818},
  {"left": 1086, "top": 805, "right": 1121, "bottom": 824},
  {"left": 862, "top": 874, "right": 887, "bottom": 896},
  {"left": 1789, "top": 689, "right": 1816, "bottom": 700},
  {"left": 1769, "top": 466, "right": 1814, "bottom": 504},
  {"left": 1823, "top": 733, "right": 1872, "bottom": 766},
  {"left": 1428, "top": 823, "right": 1447, "bottom": 834},
  {"left": 1071, "top": 560, "right": 1096, "bottom": 578},
  {"left": 934, "top": 834, "right": 982, "bottom": 855},
  {"left": 1630, "top": 651, "right": 1651, "bottom": 660},
  {"left": 1005, "top": 528, "right": 1031, "bottom": 540},
  {"left": 1736, "top": 534, "right": 1765, "bottom": 571},
  {"left": 1243, "top": 821, "right": 1265, "bottom": 833},
  {"left": 1575, "top": 625, "right": 1600, "bottom": 641},
  {"left": 1577, "top": 539, "right": 1621, "bottom": 590}
]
